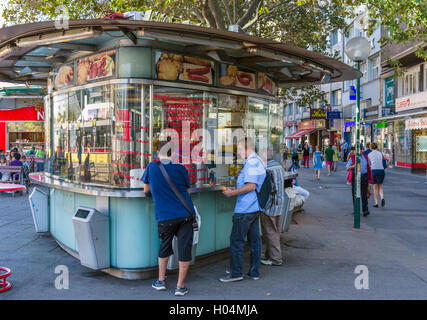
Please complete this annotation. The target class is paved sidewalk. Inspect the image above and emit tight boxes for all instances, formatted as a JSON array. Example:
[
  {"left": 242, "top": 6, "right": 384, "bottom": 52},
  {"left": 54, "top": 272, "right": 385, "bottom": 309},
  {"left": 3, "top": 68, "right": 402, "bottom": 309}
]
[{"left": 1, "top": 165, "right": 427, "bottom": 300}]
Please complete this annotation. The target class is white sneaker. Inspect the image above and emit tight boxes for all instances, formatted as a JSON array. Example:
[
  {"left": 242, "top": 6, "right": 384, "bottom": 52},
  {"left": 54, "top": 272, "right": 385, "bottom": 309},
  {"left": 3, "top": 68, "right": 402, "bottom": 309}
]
[{"left": 260, "top": 259, "right": 273, "bottom": 266}]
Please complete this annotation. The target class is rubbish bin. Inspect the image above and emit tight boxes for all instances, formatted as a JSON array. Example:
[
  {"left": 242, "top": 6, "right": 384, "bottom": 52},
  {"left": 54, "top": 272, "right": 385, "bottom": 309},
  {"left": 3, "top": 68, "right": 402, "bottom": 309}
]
[
  {"left": 282, "top": 187, "right": 296, "bottom": 232},
  {"left": 167, "top": 207, "right": 201, "bottom": 270},
  {"left": 72, "top": 207, "right": 110, "bottom": 270},
  {"left": 29, "top": 187, "right": 49, "bottom": 233}
]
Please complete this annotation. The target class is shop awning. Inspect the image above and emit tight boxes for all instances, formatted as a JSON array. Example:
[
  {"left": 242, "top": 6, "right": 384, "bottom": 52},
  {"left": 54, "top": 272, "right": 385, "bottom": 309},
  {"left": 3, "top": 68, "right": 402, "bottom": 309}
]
[{"left": 285, "top": 129, "right": 315, "bottom": 139}]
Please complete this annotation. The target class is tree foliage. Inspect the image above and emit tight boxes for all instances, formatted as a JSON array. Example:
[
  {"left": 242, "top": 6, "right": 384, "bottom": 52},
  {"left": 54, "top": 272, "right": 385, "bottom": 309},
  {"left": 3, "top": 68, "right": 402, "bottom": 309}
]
[{"left": 1, "top": 0, "right": 425, "bottom": 107}]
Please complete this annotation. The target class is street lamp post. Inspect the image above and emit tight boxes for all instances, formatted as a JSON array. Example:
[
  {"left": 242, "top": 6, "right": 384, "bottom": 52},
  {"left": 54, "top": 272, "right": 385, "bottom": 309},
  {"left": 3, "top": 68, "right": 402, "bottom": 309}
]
[{"left": 345, "top": 36, "right": 371, "bottom": 229}]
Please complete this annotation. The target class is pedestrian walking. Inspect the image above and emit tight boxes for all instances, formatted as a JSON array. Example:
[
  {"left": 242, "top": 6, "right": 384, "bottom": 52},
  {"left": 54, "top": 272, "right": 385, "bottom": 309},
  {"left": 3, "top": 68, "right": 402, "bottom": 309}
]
[
  {"left": 368, "top": 142, "right": 390, "bottom": 208},
  {"left": 324, "top": 144, "right": 334, "bottom": 176},
  {"left": 142, "top": 140, "right": 196, "bottom": 296},
  {"left": 291, "top": 144, "right": 299, "bottom": 169},
  {"left": 346, "top": 146, "right": 373, "bottom": 217},
  {"left": 342, "top": 140, "right": 349, "bottom": 162},
  {"left": 363, "top": 142, "right": 372, "bottom": 156},
  {"left": 283, "top": 144, "right": 288, "bottom": 170},
  {"left": 260, "top": 151, "right": 285, "bottom": 267},
  {"left": 313, "top": 146, "right": 323, "bottom": 180},
  {"left": 332, "top": 144, "right": 339, "bottom": 171},
  {"left": 309, "top": 144, "right": 313, "bottom": 156},
  {"left": 302, "top": 144, "right": 310, "bottom": 168},
  {"left": 220, "top": 137, "right": 266, "bottom": 282}
]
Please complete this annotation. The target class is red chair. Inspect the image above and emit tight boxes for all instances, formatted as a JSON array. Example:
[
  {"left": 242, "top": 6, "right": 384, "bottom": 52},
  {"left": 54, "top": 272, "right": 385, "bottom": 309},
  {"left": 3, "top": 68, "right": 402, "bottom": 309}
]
[{"left": 0, "top": 267, "right": 12, "bottom": 292}]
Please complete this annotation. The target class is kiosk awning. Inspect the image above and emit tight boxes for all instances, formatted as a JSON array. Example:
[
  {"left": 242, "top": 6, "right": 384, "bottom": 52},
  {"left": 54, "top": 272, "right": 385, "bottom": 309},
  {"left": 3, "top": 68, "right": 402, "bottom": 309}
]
[{"left": 285, "top": 128, "right": 315, "bottom": 139}]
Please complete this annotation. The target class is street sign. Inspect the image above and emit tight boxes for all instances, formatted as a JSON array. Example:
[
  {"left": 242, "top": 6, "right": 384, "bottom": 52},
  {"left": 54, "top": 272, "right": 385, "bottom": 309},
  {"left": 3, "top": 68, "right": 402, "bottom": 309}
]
[
  {"left": 350, "top": 86, "right": 356, "bottom": 100},
  {"left": 327, "top": 111, "right": 341, "bottom": 119}
]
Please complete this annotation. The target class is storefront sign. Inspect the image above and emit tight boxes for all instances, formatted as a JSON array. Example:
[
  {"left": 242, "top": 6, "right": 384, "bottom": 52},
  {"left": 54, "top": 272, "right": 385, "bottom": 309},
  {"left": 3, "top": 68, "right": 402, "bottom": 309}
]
[
  {"left": 7, "top": 122, "right": 43, "bottom": 132},
  {"left": 0, "top": 106, "right": 44, "bottom": 122},
  {"left": 385, "top": 77, "right": 394, "bottom": 107},
  {"left": 315, "top": 119, "right": 326, "bottom": 129},
  {"left": 396, "top": 91, "right": 427, "bottom": 113},
  {"left": 376, "top": 122, "right": 387, "bottom": 128},
  {"left": 405, "top": 117, "right": 427, "bottom": 130},
  {"left": 220, "top": 64, "right": 255, "bottom": 89},
  {"left": 310, "top": 109, "right": 327, "bottom": 119},
  {"left": 77, "top": 50, "right": 116, "bottom": 85},
  {"left": 298, "top": 120, "right": 315, "bottom": 130},
  {"left": 327, "top": 111, "right": 341, "bottom": 119}
]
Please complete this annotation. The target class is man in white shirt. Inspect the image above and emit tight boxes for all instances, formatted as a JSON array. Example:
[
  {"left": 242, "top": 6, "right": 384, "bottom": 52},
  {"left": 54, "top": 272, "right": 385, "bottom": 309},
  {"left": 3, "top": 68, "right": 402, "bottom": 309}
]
[{"left": 368, "top": 142, "right": 389, "bottom": 208}]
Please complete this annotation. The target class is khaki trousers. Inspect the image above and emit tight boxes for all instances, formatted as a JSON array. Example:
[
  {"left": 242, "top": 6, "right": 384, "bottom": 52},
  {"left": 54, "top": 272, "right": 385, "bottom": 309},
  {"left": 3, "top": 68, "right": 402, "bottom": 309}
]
[{"left": 260, "top": 213, "right": 283, "bottom": 264}]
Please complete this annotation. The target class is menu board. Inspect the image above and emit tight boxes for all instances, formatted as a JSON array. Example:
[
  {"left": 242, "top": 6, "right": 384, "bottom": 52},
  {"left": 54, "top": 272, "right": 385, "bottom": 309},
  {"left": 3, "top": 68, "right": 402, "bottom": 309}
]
[
  {"left": 7, "top": 122, "right": 44, "bottom": 132},
  {"left": 54, "top": 63, "right": 74, "bottom": 90},
  {"left": 219, "top": 64, "right": 255, "bottom": 90},
  {"left": 257, "top": 72, "right": 275, "bottom": 95},
  {"left": 154, "top": 94, "right": 209, "bottom": 183},
  {"left": 77, "top": 50, "right": 116, "bottom": 85},
  {"left": 155, "top": 51, "right": 214, "bottom": 85}
]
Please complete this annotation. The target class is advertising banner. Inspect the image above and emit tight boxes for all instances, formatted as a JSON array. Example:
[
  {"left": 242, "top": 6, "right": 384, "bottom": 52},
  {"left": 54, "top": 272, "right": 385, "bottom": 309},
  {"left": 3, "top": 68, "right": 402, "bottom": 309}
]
[
  {"left": 77, "top": 50, "right": 116, "bottom": 85},
  {"left": 155, "top": 51, "right": 214, "bottom": 85},
  {"left": 385, "top": 77, "right": 394, "bottom": 107},
  {"left": 54, "top": 63, "right": 74, "bottom": 89},
  {"left": 220, "top": 64, "right": 255, "bottom": 90},
  {"left": 257, "top": 72, "right": 276, "bottom": 95}
]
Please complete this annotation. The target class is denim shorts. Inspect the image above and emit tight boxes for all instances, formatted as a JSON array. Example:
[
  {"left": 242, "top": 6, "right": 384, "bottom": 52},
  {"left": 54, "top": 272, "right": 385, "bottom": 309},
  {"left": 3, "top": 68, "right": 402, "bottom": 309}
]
[
  {"left": 372, "top": 169, "right": 385, "bottom": 184},
  {"left": 158, "top": 216, "right": 193, "bottom": 262}
]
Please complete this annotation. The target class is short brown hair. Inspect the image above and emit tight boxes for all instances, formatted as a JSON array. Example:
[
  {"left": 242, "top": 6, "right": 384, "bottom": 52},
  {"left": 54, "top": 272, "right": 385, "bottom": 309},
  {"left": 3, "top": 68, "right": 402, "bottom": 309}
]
[{"left": 371, "top": 142, "right": 378, "bottom": 150}]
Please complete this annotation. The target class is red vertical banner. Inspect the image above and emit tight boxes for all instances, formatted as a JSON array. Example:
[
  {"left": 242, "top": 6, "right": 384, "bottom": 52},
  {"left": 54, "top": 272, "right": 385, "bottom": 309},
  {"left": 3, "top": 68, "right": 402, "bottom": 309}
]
[{"left": 0, "top": 122, "right": 5, "bottom": 152}]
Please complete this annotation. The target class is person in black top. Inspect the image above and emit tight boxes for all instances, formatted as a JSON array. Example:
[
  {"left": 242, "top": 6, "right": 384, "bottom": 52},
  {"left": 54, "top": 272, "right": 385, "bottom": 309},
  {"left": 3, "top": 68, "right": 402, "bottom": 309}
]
[{"left": 302, "top": 144, "right": 310, "bottom": 168}]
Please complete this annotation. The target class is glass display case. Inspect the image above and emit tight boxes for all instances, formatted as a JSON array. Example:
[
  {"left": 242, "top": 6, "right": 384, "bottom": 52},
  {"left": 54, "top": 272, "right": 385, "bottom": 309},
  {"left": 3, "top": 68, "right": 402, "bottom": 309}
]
[{"left": 47, "top": 82, "right": 282, "bottom": 189}]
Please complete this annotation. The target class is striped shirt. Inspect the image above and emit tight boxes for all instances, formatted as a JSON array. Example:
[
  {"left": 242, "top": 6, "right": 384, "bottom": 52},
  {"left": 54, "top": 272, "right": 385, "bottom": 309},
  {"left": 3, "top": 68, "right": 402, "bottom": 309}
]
[{"left": 264, "top": 160, "right": 286, "bottom": 217}]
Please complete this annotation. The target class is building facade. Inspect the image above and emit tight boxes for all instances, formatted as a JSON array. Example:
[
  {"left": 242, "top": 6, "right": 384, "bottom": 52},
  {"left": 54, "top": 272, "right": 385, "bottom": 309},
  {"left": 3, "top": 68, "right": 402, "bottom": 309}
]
[{"left": 378, "top": 29, "right": 427, "bottom": 173}]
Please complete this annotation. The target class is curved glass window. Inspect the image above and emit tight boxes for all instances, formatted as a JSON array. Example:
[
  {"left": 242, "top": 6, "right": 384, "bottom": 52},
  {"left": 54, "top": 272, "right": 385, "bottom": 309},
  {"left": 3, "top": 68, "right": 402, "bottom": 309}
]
[{"left": 48, "top": 83, "right": 280, "bottom": 188}]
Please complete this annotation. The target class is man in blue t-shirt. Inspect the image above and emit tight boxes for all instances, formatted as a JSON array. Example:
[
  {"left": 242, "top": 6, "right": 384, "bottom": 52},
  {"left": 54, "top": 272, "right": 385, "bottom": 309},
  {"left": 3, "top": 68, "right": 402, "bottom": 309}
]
[
  {"left": 220, "top": 137, "right": 266, "bottom": 282},
  {"left": 142, "top": 140, "right": 195, "bottom": 296}
]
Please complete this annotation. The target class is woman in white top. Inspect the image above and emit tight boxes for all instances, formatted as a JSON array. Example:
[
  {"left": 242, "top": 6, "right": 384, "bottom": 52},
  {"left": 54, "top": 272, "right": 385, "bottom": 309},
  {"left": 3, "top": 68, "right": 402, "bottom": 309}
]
[{"left": 368, "top": 143, "right": 390, "bottom": 208}]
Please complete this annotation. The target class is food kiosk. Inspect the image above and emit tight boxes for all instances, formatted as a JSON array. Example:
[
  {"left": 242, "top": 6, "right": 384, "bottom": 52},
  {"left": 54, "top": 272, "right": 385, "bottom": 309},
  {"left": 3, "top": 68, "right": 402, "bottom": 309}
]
[
  {"left": 0, "top": 19, "right": 359, "bottom": 278},
  {"left": 0, "top": 106, "right": 45, "bottom": 153}
]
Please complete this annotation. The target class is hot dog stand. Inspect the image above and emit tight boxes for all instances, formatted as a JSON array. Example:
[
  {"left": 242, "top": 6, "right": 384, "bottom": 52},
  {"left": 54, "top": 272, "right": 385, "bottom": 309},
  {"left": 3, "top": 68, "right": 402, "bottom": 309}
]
[{"left": 0, "top": 19, "right": 359, "bottom": 278}]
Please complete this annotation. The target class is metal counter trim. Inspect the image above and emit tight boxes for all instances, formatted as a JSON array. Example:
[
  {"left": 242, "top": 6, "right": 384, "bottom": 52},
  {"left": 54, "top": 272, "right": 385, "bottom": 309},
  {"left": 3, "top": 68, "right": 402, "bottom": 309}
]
[
  {"left": 30, "top": 172, "right": 298, "bottom": 197},
  {"left": 29, "top": 172, "right": 224, "bottom": 197}
]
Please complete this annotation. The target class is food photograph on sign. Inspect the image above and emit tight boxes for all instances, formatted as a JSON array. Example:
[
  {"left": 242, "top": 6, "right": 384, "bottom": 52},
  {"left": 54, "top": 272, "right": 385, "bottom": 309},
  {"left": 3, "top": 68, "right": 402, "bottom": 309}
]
[
  {"left": 155, "top": 52, "right": 214, "bottom": 85},
  {"left": 54, "top": 63, "right": 74, "bottom": 89},
  {"left": 257, "top": 72, "right": 275, "bottom": 94},
  {"left": 77, "top": 50, "right": 116, "bottom": 85},
  {"left": 220, "top": 64, "right": 255, "bottom": 90}
]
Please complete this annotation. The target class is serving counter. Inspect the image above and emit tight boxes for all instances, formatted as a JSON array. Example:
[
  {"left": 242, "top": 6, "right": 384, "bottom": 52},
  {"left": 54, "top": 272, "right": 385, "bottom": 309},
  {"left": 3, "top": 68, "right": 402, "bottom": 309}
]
[{"left": 30, "top": 171, "right": 297, "bottom": 279}]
